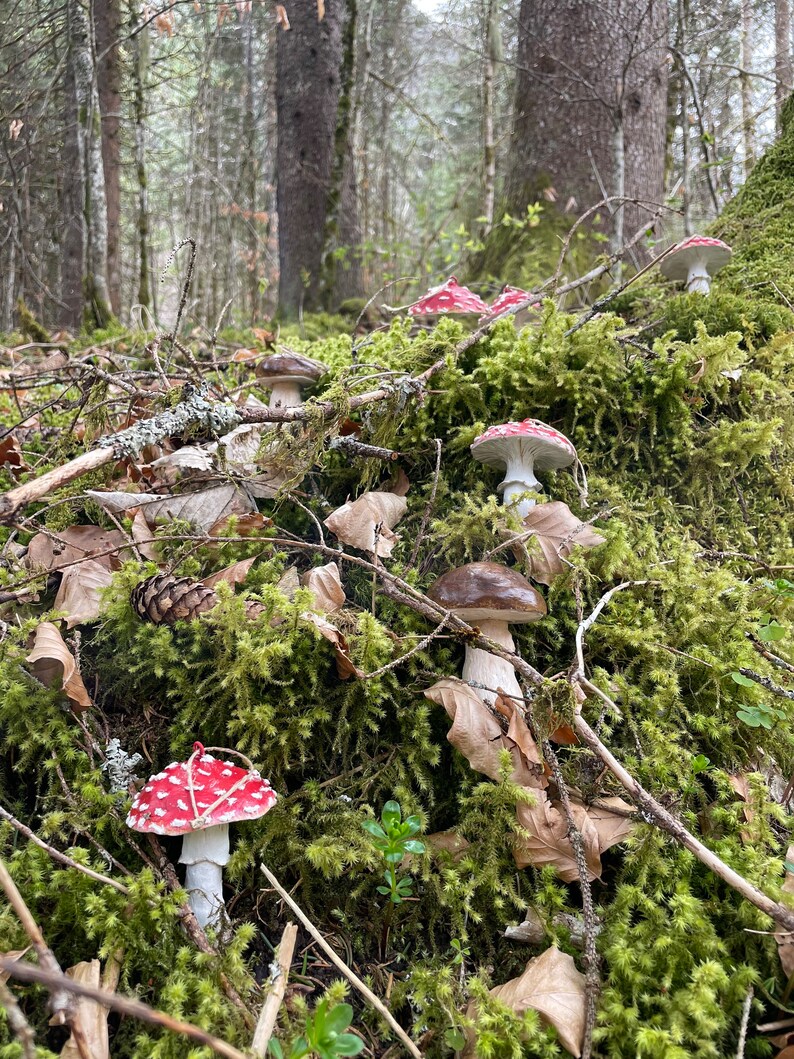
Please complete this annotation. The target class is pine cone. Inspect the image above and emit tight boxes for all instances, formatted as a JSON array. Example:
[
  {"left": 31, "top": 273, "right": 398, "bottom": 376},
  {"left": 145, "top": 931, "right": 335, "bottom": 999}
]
[{"left": 131, "top": 574, "right": 265, "bottom": 625}]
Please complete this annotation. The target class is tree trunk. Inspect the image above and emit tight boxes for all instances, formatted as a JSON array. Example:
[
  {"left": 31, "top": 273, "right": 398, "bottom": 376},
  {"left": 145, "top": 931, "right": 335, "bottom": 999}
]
[
  {"left": 740, "top": 0, "right": 755, "bottom": 175},
  {"left": 94, "top": 0, "right": 122, "bottom": 316},
  {"left": 776, "top": 0, "right": 793, "bottom": 129},
  {"left": 507, "top": 0, "right": 668, "bottom": 248},
  {"left": 482, "top": 0, "right": 497, "bottom": 231},
  {"left": 68, "top": 0, "right": 112, "bottom": 328},
  {"left": 131, "top": 21, "right": 151, "bottom": 312},
  {"left": 61, "top": 42, "right": 85, "bottom": 332},
  {"left": 276, "top": 0, "right": 347, "bottom": 317}
]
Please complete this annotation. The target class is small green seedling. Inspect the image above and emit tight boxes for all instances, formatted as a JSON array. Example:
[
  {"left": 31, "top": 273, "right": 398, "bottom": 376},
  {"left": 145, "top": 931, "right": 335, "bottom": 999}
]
[
  {"left": 449, "top": 938, "right": 470, "bottom": 965},
  {"left": 268, "top": 1000, "right": 364, "bottom": 1059},
  {"left": 362, "top": 799, "right": 425, "bottom": 904},
  {"left": 691, "top": 754, "right": 711, "bottom": 774}
]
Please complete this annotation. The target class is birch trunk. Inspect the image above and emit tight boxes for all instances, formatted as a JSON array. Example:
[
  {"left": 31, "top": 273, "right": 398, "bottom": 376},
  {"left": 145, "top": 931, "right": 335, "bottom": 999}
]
[{"left": 740, "top": 0, "right": 755, "bottom": 175}]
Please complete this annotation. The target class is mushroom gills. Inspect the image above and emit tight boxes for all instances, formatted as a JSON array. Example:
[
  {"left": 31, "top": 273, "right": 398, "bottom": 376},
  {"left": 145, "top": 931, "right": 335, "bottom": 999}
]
[
  {"left": 462, "top": 619, "right": 523, "bottom": 705},
  {"left": 179, "top": 823, "right": 230, "bottom": 930}
]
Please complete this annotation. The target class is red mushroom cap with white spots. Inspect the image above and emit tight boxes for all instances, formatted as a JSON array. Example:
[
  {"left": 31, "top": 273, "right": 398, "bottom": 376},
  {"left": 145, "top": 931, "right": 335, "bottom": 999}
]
[
  {"left": 407, "top": 277, "right": 488, "bottom": 317},
  {"left": 480, "top": 286, "right": 539, "bottom": 320},
  {"left": 659, "top": 235, "right": 732, "bottom": 282},
  {"left": 125, "top": 742, "right": 276, "bottom": 837},
  {"left": 471, "top": 419, "right": 576, "bottom": 471}
]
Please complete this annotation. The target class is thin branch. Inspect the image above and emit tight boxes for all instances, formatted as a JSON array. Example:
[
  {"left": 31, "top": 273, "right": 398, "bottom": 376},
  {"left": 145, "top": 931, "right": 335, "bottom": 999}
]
[
  {"left": 0, "top": 978, "right": 37, "bottom": 1059},
  {"left": 251, "top": 921, "right": 299, "bottom": 1056}
]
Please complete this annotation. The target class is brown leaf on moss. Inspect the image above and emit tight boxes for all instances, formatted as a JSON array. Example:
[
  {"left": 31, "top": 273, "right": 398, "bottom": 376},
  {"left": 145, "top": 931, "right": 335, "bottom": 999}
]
[
  {"left": 514, "top": 788, "right": 600, "bottom": 882},
  {"left": 519, "top": 501, "right": 605, "bottom": 585},
  {"left": 324, "top": 491, "right": 407, "bottom": 557},
  {"left": 87, "top": 483, "right": 256, "bottom": 533},
  {"left": 425, "top": 830, "right": 469, "bottom": 861},
  {"left": 209, "top": 511, "right": 272, "bottom": 537},
  {"left": 585, "top": 796, "right": 636, "bottom": 853},
  {"left": 424, "top": 678, "right": 546, "bottom": 788},
  {"left": 201, "top": 555, "right": 257, "bottom": 589},
  {"left": 302, "top": 612, "right": 362, "bottom": 679},
  {"left": 490, "top": 947, "right": 586, "bottom": 1057},
  {"left": 53, "top": 560, "right": 114, "bottom": 627},
  {"left": 0, "top": 949, "right": 30, "bottom": 985},
  {"left": 302, "top": 562, "right": 345, "bottom": 612},
  {"left": 0, "top": 434, "right": 27, "bottom": 476},
  {"left": 26, "top": 525, "right": 127, "bottom": 573},
  {"left": 26, "top": 622, "right": 92, "bottom": 712}
]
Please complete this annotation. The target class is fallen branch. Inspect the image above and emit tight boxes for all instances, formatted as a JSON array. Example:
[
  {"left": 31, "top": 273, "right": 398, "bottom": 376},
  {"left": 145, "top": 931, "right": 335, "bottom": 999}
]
[
  {"left": 260, "top": 863, "right": 423, "bottom": 1059},
  {"left": 0, "top": 977, "right": 37, "bottom": 1059},
  {"left": 0, "top": 957, "right": 249, "bottom": 1059},
  {"left": 251, "top": 921, "right": 299, "bottom": 1057},
  {"left": 736, "top": 667, "right": 794, "bottom": 700}
]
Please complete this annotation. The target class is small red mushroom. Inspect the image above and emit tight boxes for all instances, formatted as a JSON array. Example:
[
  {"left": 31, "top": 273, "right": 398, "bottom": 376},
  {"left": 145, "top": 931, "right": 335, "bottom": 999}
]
[
  {"left": 659, "top": 235, "right": 732, "bottom": 294},
  {"left": 480, "top": 285, "right": 539, "bottom": 321},
  {"left": 127, "top": 742, "right": 276, "bottom": 929},
  {"left": 406, "top": 277, "right": 488, "bottom": 320}
]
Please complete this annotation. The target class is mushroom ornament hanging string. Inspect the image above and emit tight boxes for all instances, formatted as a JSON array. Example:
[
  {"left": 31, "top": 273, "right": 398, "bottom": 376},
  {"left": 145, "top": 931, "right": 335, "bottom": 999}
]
[{"left": 127, "top": 742, "right": 277, "bottom": 930}]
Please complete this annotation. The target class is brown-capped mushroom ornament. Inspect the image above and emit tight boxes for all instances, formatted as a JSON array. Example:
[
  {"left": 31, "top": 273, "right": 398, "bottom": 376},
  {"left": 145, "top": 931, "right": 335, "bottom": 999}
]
[
  {"left": 255, "top": 350, "right": 327, "bottom": 410},
  {"left": 126, "top": 742, "right": 276, "bottom": 929},
  {"left": 428, "top": 562, "right": 546, "bottom": 705}
]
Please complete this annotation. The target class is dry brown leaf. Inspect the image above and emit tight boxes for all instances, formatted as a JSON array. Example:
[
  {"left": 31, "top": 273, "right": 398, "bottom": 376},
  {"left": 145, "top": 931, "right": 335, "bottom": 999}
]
[
  {"left": 130, "top": 508, "right": 159, "bottom": 561},
  {"left": 550, "top": 722, "right": 578, "bottom": 745},
  {"left": 425, "top": 830, "right": 469, "bottom": 861},
  {"left": 53, "top": 560, "right": 114, "bottom": 627},
  {"left": 202, "top": 555, "right": 257, "bottom": 589},
  {"left": 209, "top": 511, "right": 271, "bottom": 537},
  {"left": 147, "top": 445, "right": 214, "bottom": 484},
  {"left": 26, "top": 622, "right": 92, "bottom": 712},
  {"left": 26, "top": 525, "right": 127, "bottom": 573},
  {"left": 302, "top": 612, "right": 362, "bottom": 679},
  {"left": 0, "top": 434, "right": 27, "bottom": 475},
  {"left": 777, "top": 1049, "right": 794, "bottom": 1059},
  {"left": 777, "top": 845, "right": 794, "bottom": 976},
  {"left": 88, "top": 484, "right": 256, "bottom": 533},
  {"left": 317, "top": 0, "right": 325, "bottom": 17},
  {"left": 0, "top": 949, "right": 30, "bottom": 985},
  {"left": 514, "top": 788, "right": 600, "bottom": 882},
  {"left": 519, "top": 502, "right": 605, "bottom": 585},
  {"left": 301, "top": 562, "right": 345, "bottom": 612},
  {"left": 324, "top": 491, "right": 407, "bottom": 557},
  {"left": 52, "top": 960, "right": 112, "bottom": 1059},
  {"left": 490, "top": 947, "right": 586, "bottom": 1057},
  {"left": 276, "top": 566, "right": 301, "bottom": 600},
  {"left": 276, "top": 5, "right": 290, "bottom": 28},
  {"left": 424, "top": 678, "right": 545, "bottom": 788},
  {"left": 584, "top": 796, "right": 635, "bottom": 854},
  {"left": 388, "top": 466, "right": 410, "bottom": 496}
]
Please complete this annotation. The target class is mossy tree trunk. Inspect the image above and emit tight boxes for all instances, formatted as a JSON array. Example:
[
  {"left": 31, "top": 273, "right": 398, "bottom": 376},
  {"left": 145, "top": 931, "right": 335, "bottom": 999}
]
[{"left": 67, "top": 0, "right": 112, "bottom": 330}]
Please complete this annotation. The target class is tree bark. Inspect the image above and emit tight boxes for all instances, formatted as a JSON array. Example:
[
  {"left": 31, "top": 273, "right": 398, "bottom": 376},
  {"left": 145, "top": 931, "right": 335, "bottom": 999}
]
[
  {"left": 482, "top": 0, "right": 498, "bottom": 230},
  {"left": 68, "top": 0, "right": 112, "bottom": 328},
  {"left": 276, "top": 0, "right": 347, "bottom": 316},
  {"left": 94, "top": 0, "right": 122, "bottom": 316},
  {"left": 776, "top": 0, "right": 793, "bottom": 129},
  {"left": 507, "top": 0, "right": 668, "bottom": 249},
  {"left": 131, "top": 21, "right": 151, "bottom": 311},
  {"left": 61, "top": 39, "right": 85, "bottom": 332},
  {"left": 740, "top": 0, "right": 755, "bottom": 175}
]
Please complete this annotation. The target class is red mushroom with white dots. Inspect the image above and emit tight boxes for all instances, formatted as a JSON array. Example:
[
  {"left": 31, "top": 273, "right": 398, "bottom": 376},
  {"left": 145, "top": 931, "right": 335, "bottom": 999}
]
[
  {"left": 126, "top": 742, "right": 276, "bottom": 930},
  {"left": 406, "top": 277, "right": 488, "bottom": 322},
  {"left": 480, "top": 285, "right": 539, "bottom": 323},
  {"left": 659, "top": 235, "right": 732, "bottom": 294},
  {"left": 471, "top": 419, "right": 577, "bottom": 519}
]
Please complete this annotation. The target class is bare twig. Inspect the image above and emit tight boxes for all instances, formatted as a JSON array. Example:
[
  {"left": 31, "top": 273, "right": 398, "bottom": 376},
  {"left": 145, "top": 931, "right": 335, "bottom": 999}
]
[
  {"left": 0, "top": 978, "right": 37, "bottom": 1059},
  {"left": 251, "top": 921, "right": 299, "bottom": 1056},
  {"left": 260, "top": 863, "right": 423, "bottom": 1059},
  {"left": 735, "top": 667, "right": 794, "bottom": 700},
  {"left": 735, "top": 988, "right": 753, "bottom": 1059},
  {"left": 329, "top": 437, "right": 401, "bottom": 461},
  {"left": 407, "top": 439, "right": 442, "bottom": 570},
  {"left": 0, "top": 957, "right": 249, "bottom": 1059}
]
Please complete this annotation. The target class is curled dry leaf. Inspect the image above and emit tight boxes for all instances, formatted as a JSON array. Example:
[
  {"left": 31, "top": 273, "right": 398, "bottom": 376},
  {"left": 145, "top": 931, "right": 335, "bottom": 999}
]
[
  {"left": 424, "top": 678, "right": 546, "bottom": 789},
  {"left": 277, "top": 566, "right": 301, "bottom": 599},
  {"left": 201, "top": 555, "right": 257, "bottom": 589},
  {"left": 0, "top": 434, "right": 27, "bottom": 475},
  {"left": 209, "top": 511, "right": 272, "bottom": 537},
  {"left": 53, "top": 559, "right": 114, "bottom": 627},
  {"left": 0, "top": 948, "right": 30, "bottom": 985},
  {"left": 518, "top": 501, "right": 605, "bottom": 585},
  {"left": 586, "top": 795, "right": 636, "bottom": 854},
  {"left": 324, "top": 491, "right": 407, "bottom": 557},
  {"left": 147, "top": 445, "right": 214, "bottom": 484},
  {"left": 51, "top": 960, "right": 113, "bottom": 1059},
  {"left": 302, "top": 612, "right": 362, "bottom": 679},
  {"left": 514, "top": 788, "right": 601, "bottom": 882},
  {"left": 130, "top": 508, "right": 159, "bottom": 561},
  {"left": 487, "top": 947, "right": 586, "bottom": 1057},
  {"left": 88, "top": 483, "right": 256, "bottom": 533},
  {"left": 276, "top": 2, "right": 290, "bottom": 26},
  {"left": 301, "top": 562, "right": 345, "bottom": 612},
  {"left": 26, "top": 525, "right": 127, "bottom": 573},
  {"left": 26, "top": 621, "right": 92, "bottom": 712},
  {"left": 425, "top": 830, "right": 469, "bottom": 861}
]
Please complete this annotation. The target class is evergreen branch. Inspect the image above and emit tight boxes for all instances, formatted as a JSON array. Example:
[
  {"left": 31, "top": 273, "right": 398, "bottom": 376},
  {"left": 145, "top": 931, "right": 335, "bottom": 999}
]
[{"left": 0, "top": 957, "right": 250, "bottom": 1059}]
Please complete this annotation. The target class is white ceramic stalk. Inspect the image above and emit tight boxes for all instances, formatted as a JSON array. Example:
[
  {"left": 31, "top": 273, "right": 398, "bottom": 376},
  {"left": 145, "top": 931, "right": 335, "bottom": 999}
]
[
  {"left": 461, "top": 618, "right": 523, "bottom": 705},
  {"left": 686, "top": 260, "right": 711, "bottom": 294},
  {"left": 499, "top": 448, "right": 541, "bottom": 518},
  {"left": 179, "top": 824, "right": 230, "bottom": 930},
  {"left": 267, "top": 380, "right": 304, "bottom": 409}
]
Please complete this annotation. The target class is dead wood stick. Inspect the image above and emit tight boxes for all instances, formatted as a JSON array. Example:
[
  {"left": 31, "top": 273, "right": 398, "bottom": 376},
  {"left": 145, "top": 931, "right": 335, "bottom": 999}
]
[
  {"left": 260, "top": 864, "right": 423, "bottom": 1059},
  {"left": 0, "top": 447, "right": 115, "bottom": 523},
  {"left": 0, "top": 957, "right": 249, "bottom": 1059},
  {"left": 0, "top": 977, "right": 37, "bottom": 1059},
  {"left": 251, "top": 921, "right": 299, "bottom": 1056},
  {"left": 329, "top": 437, "right": 401, "bottom": 461},
  {"left": 0, "top": 858, "right": 92, "bottom": 1059}
]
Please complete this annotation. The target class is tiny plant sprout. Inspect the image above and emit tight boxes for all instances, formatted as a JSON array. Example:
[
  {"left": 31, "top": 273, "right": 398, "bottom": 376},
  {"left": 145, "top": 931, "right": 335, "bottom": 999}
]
[
  {"left": 470, "top": 418, "right": 577, "bottom": 519},
  {"left": 268, "top": 999, "right": 364, "bottom": 1059},
  {"left": 659, "top": 235, "right": 732, "bottom": 294},
  {"left": 126, "top": 742, "right": 276, "bottom": 930},
  {"left": 427, "top": 561, "right": 546, "bottom": 706},
  {"left": 361, "top": 800, "right": 425, "bottom": 904}
]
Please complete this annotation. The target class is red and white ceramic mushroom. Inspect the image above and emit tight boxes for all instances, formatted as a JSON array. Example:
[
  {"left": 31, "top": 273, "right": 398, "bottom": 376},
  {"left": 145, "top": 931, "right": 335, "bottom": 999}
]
[
  {"left": 471, "top": 419, "right": 577, "bottom": 518},
  {"left": 126, "top": 742, "right": 276, "bottom": 929},
  {"left": 659, "top": 235, "right": 732, "bottom": 294},
  {"left": 480, "top": 286, "right": 539, "bottom": 322},
  {"left": 406, "top": 277, "right": 488, "bottom": 320}
]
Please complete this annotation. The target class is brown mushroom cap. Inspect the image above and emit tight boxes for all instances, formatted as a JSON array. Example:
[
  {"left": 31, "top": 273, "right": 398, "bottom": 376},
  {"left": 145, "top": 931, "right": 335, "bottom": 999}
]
[
  {"left": 255, "top": 350, "right": 327, "bottom": 386},
  {"left": 428, "top": 561, "right": 547, "bottom": 623}
]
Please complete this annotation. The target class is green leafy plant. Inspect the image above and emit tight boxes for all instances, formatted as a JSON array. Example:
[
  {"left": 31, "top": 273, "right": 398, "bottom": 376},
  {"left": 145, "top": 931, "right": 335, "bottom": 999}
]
[
  {"left": 691, "top": 754, "right": 711, "bottom": 774},
  {"left": 268, "top": 1000, "right": 364, "bottom": 1059},
  {"left": 361, "top": 800, "right": 425, "bottom": 904}
]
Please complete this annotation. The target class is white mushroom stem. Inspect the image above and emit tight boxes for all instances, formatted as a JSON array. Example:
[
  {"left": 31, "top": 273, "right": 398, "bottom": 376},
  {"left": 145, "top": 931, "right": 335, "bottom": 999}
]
[
  {"left": 499, "top": 451, "right": 541, "bottom": 518},
  {"left": 685, "top": 259, "right": 712, "bottom": 294},
  {"left": 267, "top": 380, "right": 304, "bottom": 409},
  {"left": 179, "top": 824, "right": 230, "bottom": 930},
  {"left": 462, "top": 619, "right": 523, "bottom": 706}
]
